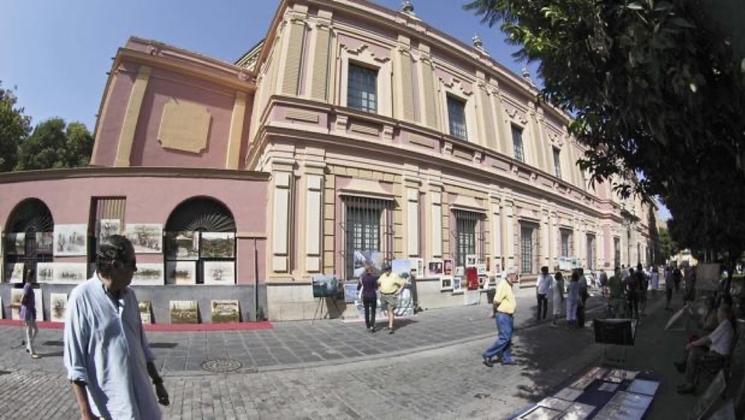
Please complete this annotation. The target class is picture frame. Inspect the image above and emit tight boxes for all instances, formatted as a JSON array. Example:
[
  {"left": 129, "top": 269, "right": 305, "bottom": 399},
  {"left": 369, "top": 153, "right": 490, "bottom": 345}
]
[
  {"left": 465, "top": 254, "right": 478, "bottom": 267},
  {"left": 443, "top": 259, "right": 453, "bottom": 275},
  {"left": 166, "top": 261, "right": 196, "bottom": 285},
  {"left": 10, "top": 289, "right": 24, "bottom": 320},
  {"left": 203, "top": 261, "right": 235, "bottom": 285},
  {"left": 344, "top": 282, "right": 359, "bottom": 303},
  {"left": 428, "top": 260, "right": 443, "bottom": 275},
  {"left": 312, "top": 274, "right": 340, "bottom": 298},
  {"left": 455, "top": 266, "right": 465, "bottom": 276},
  {"left": 409, "top": 258, "right": 424, "bottom": 278},
  {"left": 99, "top": 219, "right": 121, "bottom": 243},
  {"left": 452, "top": 276, "right": 464, "bottom": 294},
  {"left": 440, "top": 276, "right": 453, "bottom": 291},
  {"left": 130, "top": 263, "right": 164, "bottom": 286},
  {"left": 139, "top": 300, "right": 152, "bottom": 324},
  {"left": 49, "top": 293, "right": 68, "bottom": 322},
  {"left": 165, "top": 231, "right": 199, "bottom": 260},
  {"left": 352, "top": 250, "right": 383, "bottom": 278},
  {"left": 476, "top": 263, "right": 487, "bottom": 276},
  {"left": 210, "top": 299, "right": 240, "bottom": 323},
  {"left": 52, "top": 263, "right": 87, "bottom": 284},
  {"left": 125, "top": 224, "right": 163, "bottom": 254},
  {"left": 6, "top": 232, "right": 25, "bottom": 255},
  {"left": 53, "top": 224, "right": 88, "bottom": 256},
  {"left": 35, "top": 232, "right": 54, "bottom": 255},
  {"left": 170, "top": 300, "right": 199, "bottom": 324},
  {"left": 36, "top": 262, "right": 55, "bottom": 283},
  {"left": 5, "top": 263, "right": 24, "bottom": 283},
  {"left": 200, "top": 232, "right": 235, "bottom": 258}
]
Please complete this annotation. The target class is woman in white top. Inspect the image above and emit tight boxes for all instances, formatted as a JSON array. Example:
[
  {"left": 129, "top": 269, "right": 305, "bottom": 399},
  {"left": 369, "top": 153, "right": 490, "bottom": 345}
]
[{"left": 552, "top": 271, "right": 564, "bottom": 325}]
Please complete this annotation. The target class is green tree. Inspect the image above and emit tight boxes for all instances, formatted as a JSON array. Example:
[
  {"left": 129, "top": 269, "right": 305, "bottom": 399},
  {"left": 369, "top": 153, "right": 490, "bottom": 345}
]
[
  {"left": 0, "top": 82, "right": 32, "bottom": 172},
  {"left": 657, "top": 227, "right": 677, "bottom": 263},
  {"left": 16, "top": 118, "right": 93, "bottom": 170}
]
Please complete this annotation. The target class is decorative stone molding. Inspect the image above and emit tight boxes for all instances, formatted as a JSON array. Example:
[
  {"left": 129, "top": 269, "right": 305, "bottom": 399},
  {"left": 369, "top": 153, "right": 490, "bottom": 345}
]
[{"left": 504, "top": 102, "right": 529, "bottom": 124}]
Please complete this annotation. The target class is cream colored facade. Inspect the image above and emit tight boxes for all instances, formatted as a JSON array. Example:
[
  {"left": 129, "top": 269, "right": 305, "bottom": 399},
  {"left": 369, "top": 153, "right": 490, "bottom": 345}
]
[{"left": 240, "top": 0, "right": 652, "bottom": 320}]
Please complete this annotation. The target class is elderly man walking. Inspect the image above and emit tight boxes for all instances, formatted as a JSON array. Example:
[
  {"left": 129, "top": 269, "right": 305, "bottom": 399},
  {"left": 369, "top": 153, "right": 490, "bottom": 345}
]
[
  {"left": 482, "top": 267, "right": 518, "bottom": 367},
  {"left": 64, "top": 235, "right": 169, "bottom": 419}
]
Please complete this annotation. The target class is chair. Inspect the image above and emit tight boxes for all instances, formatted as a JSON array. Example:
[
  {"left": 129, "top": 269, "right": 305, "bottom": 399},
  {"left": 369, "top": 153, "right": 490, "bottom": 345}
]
[{"left": 697, "top": 328, "right": 739, "bottom": 384}]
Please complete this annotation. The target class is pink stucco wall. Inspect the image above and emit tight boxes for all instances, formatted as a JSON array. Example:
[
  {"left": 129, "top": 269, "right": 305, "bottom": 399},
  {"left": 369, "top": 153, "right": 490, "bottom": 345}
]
[
  {"left": 0, "top": 173, "right": 268, "bottom": 285},
  {"left": 92, "top": 62, "right": 138, "bottom": 166}
]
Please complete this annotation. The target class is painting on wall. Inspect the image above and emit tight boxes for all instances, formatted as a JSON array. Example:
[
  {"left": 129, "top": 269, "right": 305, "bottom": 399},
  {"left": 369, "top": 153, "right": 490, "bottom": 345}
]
[
  {"left": 35, "top": 232, "right": 54, "bottom": 254},
  {"left": 203, "top": 261, "right": 235, "bottom": 285},
  {"left": 210, "top": 300, "right": 240, "bottom": 323},
  {"left": 10, "top": 289, "right": 23, "bottom": 320},
  {"left": 170, "top": 300, "right": 199, "bottom": 324},
  {"left": 5, "top": 263, "right": 24, "bottom": 283},
  {"left": 54, "top": 224, "right": 88, "bottom": 256},
  {"left": 452, "top": 276, "right": 464, "bottom": 294},
  {"left": 465, "top": 254, "right": 478, "bottom": 267},
  {"left": 37, "top": 263, "right": 55, "bottom": 283},
  {"left": 443, "top": 259, "right": 453, "bottom": 276},
  {"left": 6, "top": 233, "right": 25, "bottom": 255},
  {"left": 53, "top": 263, "right": 87, "bottom": 284},
  {"left": 131, "top": 263, "right": 164, "bottom": 286},
  {"left": 476, "top": 264, "right": 487, "bottom": 276},
  {"left": 440, "top": 276, "right": 453, "bottom": 291},
  {"left": 125, "top": 224, "right": 162, "bottom": 254},
  {"left": 139, "top": 301, "right": 152, "bottom": 324},
  {"left": 428, "top": 260, "right": 443, "bottom": 276},
  {"left": 166, "top": 261, "right": 196, "bottom": 285},
  {"left": 200, "top": 232, "right": 235, "bottom": 258},
  {"left": 165, "top": 231, "right": 199, "bottom": 260},
  {"left": 50, "top": 293, "right": 68, "bottom": 322},
  {"left": 99, "top": 219, "right": 121, "bottom": 243}
]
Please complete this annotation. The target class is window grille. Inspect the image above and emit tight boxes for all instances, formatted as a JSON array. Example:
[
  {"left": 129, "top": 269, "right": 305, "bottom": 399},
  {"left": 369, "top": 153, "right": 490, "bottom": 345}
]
[
  {"left": 347, "top": 64, "right": 377, "bottom": 113},
  {"left": 520, "top": 225, "right": 535, "bottom": 274},
  {"left": 560, "top": 229, "right": 572, "bottom": 257},
  {"left": 453, "top": 210, "right": 481, "bottom": 267},
  {"left": 342, "top": 196, "right": 394, "bottom": 279},
  {"left": 512, "top": 125, "right": 524, "bottom": 162},
  {"left": 447, "top": 96, "right": 468, "bottom": 140},
  {"left": 586, "top": 234, "right": 596, "bottom": 270},
  {"left": 3, "top": 198, "right": 55, "bottom": 279}
]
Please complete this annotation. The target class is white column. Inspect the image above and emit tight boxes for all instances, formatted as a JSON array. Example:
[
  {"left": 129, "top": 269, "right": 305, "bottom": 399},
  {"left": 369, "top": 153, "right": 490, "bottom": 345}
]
[
  {"left": 304, "top": 173, "right": 323, "bottom": 272},
  {"left": 502, "top": 200, "right": 515, "bottom": 270},
  {"left": 406, "top": 188, "right": 419, "bottom": 257},
  {"left": 271, "top": 171, "right": 292, "bottom": 272},
  {"left": 490, "top": 194, "right": 502, "bottom": 270},
  {"left": 430, "top": 189, "right": 442, "bottom": 258}
]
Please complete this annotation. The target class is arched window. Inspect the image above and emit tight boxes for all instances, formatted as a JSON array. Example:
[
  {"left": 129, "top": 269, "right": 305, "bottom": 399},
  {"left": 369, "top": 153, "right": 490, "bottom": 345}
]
[
  {"left": 164, "top": 197, "right": 236, "bottom": 285},
  {"left": 4, "top": 198, "right": 54, "bottom": 282}
]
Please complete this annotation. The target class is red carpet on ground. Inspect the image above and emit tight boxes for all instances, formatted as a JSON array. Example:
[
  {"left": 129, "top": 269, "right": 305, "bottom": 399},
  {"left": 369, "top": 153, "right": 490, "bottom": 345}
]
[{"left": 0, "top": 319, "right": 273, "bottom": 332}]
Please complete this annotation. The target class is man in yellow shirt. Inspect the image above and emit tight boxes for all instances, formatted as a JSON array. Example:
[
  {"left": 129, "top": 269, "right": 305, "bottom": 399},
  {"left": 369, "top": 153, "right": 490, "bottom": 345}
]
[
  {"left": 377, "top": 263, "right": 405, "bottom": 334},
  {"left": 482, "top": 267, "right": 518, "bottom": 367}
]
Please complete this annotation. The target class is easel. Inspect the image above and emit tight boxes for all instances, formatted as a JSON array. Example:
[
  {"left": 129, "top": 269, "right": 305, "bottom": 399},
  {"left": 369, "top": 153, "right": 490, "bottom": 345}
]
[{"left": 311, "top": 296, "right": 342, "bottom": 324}]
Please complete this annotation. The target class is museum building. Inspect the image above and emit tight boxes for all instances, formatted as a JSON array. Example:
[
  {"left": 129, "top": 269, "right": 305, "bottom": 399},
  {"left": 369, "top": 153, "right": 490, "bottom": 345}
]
[{"left": 0, "top": 0, "right": 651, "bottom": 323}]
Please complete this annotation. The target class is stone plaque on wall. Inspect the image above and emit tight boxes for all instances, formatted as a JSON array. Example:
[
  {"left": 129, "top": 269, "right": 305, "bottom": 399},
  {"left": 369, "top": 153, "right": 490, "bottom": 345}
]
[{"left": 158, "top": 99, "right": 211, "bottom": 154}]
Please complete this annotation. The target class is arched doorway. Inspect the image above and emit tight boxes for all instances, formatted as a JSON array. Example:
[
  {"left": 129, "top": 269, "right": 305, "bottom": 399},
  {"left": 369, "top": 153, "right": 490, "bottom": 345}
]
[
  {"left": 4, "top": 198, "right": 54, "bottom": 281},
  {"left": 164, "top": 197, "right": 236, "bottom": 285}
]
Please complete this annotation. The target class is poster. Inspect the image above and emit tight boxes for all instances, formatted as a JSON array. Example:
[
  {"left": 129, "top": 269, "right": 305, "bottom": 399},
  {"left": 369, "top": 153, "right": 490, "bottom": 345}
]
[
  {"left": 167, "top": 261, "right": 196, "bottom": 285},
  {"left": 54, "top": 224, "right": 88, "bottom": 256},
  {"left": 125, "top": 224, "right": 163, "bottom": 254},
  {"left": 344, "top": 282, "right": 360, "bottom": 303},
  {"left": 352, "top": 250, "right": 383, "bottom": 278},
  {"left": 49, "top": 293, "right": 68, "bottom": 322},
  {"left": 52, "top": 263, "right": 87, "bottom": 284},
  {"left": 131, "top": 263, "right": 164, "bottom": 286},
  {"left": 170, "top": 300, "right": 199, "bottom": 324},
  {"left": 203, "top": 261, "right": 235, "bottom": 285},
  {"left": 200, "top": 232, "right": 235, "bottom": 258},
  {"left": 165, "top": 231, "right": 199, "bottom": 260},
  {"left": 210, "top": 300, "right": 240, "bottom": 323}
]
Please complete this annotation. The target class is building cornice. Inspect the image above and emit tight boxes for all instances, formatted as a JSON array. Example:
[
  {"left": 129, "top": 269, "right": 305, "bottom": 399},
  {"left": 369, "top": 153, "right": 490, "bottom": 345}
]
[{"left": 0, "top": 167, "right": 269, "bottom": 184}]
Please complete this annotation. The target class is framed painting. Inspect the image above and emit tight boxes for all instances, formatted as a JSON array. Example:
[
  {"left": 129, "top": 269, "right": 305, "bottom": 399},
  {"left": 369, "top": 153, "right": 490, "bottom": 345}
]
[
  {"left": 36, "top": 262, "right": 55, "bottom": 283},
  {"left": 10, "top": 289, "right": 23, "bottom": 320},
  {"left": 428, "top": 260, "right": 443, "bottom": 276},
  {"left": 409, "top": 258, "right": 424, "bottom": 278},
  {"left": 170, "top": 300, "right": 199, "bottom": 324},
  {"left": 210, "top": 299, "right": 240, "bottom": 323},
  {"left": 203, "top": 261, "right": 235, "bottom": 285},
  {"left": 49, "top": 293, "right": 68, "bottom": 322},
  {"left": 455, "top": 266, "right": 465, "bottom": 277},
  {"left": 139, "top": 300, "right": 152, "bottom": 324},
  {"left": 5, "top": 263, "right": 24, "bottom": 283},
  {"left": 440, "top": 276, "right": 453, "bottom": 291},
  {"left": 200, "top": 232, "right": 235, "bottom": 258},
  {"left": 52, "top": 263, "right": 87, "bottom": 284},
  {"left": 165, "top": 231, "right": 199, "bottom": 260},
  {"left": 125, "top": 224, "right": 163, "bottom": 254},
  {"left": 352, "top": 250, "right": 384, "bottom": 278},
  {"left": 35, "top": 232, "right": 54, "bottom": 255},
  {"left": 452, "top": 276, "right": 464, "bottom": 294},
  {"left": 465, "top": 254, "right": 478, "bottom": 267},
  {"left": 6, "top": 233, "right": 25, "bottom": 255},
  {"left": 131, "top": 263, "right": 164, "bottom": 286},
  {"left": 99, "top": 219, "right": 121, "bottom": 243},
  {"left": 476, "top": 264, "right": 487, "bottom": 276},
  {"left": 54, "top": 224, "right": 88, "bottom": 256},
  {"left": 443, "top": 259, "right": 453, "bottom": 275},
  {"left": 166, "top": 261, "right": 196, "bottom": 285}
]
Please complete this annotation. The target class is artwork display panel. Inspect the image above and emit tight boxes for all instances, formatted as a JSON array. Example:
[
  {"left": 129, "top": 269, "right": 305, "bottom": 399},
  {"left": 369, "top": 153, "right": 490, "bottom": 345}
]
[
  {"left": 465, "top": 254, "right": 477, "bottom": 267},
  {"left": 428, "top": 260, "right": 443, "bottom": 275},
  {"left": 440, "top": 276, "right": 453, "bottom": 291},
  {"left": 35, "top": 232, "right": 54, "bottom": 254},
  {"left": 54, "top": 224, "right": 88, "bottom": 256},
  {"left": 165, "top": 231, "right": 199, "bottom": 260},
  {"left": 49, "top": 293, "right": 68, "bottom": 322},
  {"left": 344, "top": 282, "right": 359, "bottom": 303},
  {"left": 166, "top": 261, "right": 196, "bottom": 285},
  {"left": 312, "top": 274, "right": 340, "bottom": 298},
  {"left": 131, "top": 263, "right": 164, "bottom": 286},
  {"left": 200, "top": 232, "right": 235, "bottom": 258},
  {"left": 210, "top": 299, "right": 240, "bottom": 323},
  {"left": 452, "top": 276, "right": 464, "bottom": 294},
  {"left": 125, "top": 224, "right": 163, "bottom": 254},
  {"left": 352, "top": 250, "right": 383, "bottom": 278},
  {"left": 52, "top": 263, "right": 87, "bottom": 284},
  {"left": 203, "top": 261, "right": 235, "bottom": 285},
  {"left": 99, "top": 219, "right": 121, "bottom": 243},
  {"left": 170, "top": 300, "right": 199, "bottom": 324},
  {"left": 443, "top": 259, "right": 453, "bottom": 275},
  {"left": 6, "top": 233, "right": 25, "bottom": 255},
  {"left": 10, "top": 289, "right": 23, "bottom": 320},
  {"left": 476, "top": 264, "right": 487, "bottom": 276},
  {"left": 139, "top": 300, "right": 152, "bottom": 324},
  {"left": 409, "top": 258, "right": 424, "bottom": 278},
  {"left": 37, "top": 263, "right": 54, "bottom": 283},
  {"left": 5, "top": 263, "right": 24, "bottom": 283}
]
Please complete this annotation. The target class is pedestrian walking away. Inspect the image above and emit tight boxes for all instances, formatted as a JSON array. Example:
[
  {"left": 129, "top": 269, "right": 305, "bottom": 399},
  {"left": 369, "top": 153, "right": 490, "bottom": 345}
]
[
  {"left": 64, "top": 235, "right": 169, "bottom": 419},
  {"left": 566, "top": 271, "right": 580, "bottom": 328},
  {"left": 357, "top": 264, "right": 379, "bottom": 333},
  {"left": 20, "top": 268, "right": 40, "bottom": 359},
  {"left": 535, "top": 266, "right": 552, "bottom": 321},
  {"left": 576, "top": 269, "right": 589, "bottom": 328},
  {"left": 665, "top": 265, "right": 674, "bottom": 310},
  {"left": 551, "top": 270, "right": 564, "bottom": 325},
  {"left": 607, "top": 267, "right": 625, "bottom": 318},
  {"left": 482, "top": 267, "right": 518, "bottom": 367},
  {"left": 377, "top": 263, "right": 404, "bottom": 334}
]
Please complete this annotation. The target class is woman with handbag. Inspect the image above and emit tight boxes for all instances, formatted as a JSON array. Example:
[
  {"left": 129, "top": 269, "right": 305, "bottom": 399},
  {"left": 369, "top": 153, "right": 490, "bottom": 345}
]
[
  {"left": 357, "top": 264, "right": 379, "bottom": 332},
  {"left": 20, "top": 268, "right": 40, "bottom": 359}
]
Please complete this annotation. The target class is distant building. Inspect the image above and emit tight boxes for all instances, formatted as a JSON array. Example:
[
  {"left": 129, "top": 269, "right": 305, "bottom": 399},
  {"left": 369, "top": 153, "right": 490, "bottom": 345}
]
[{"left": 0, "top": 0, "right": 651, "bottom": 321}]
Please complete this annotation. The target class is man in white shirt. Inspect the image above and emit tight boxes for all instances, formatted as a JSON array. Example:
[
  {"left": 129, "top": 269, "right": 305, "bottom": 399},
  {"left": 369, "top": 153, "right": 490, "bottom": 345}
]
[
  {"left": 675, "top": 304, "right": 735, "bottom": 393},
  {"left": 535, "top": 266, "right": 552, "bottom": 321}
]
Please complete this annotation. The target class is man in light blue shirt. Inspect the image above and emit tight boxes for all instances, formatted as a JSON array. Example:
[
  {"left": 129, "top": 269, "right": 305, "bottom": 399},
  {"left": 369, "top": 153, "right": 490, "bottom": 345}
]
[{"left": 64, "top": 235, "right": 169, "bottom": 419}]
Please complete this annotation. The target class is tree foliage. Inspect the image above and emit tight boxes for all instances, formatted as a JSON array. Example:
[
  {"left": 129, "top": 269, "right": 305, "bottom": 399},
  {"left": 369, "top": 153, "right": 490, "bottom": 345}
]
[
  {"left": 657, "top": 227, "right": 677, "bottom": 262},
  {"left": 15, "top": 118, "right": 94, "bottom": 171},
  {"left": 0, "top": 82, "right": 31, "bottom": 172},
  {"left": 465, "top": 0, "right": 745, "bottom": 259}
]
